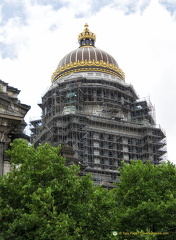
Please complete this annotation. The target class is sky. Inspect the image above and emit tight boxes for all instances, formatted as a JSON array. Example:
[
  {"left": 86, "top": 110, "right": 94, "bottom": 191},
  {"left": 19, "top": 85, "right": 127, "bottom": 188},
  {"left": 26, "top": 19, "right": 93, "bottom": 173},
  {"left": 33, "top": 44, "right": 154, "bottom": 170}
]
[{"left": 0, "top": 0, "right": 176, "bottom": 163}]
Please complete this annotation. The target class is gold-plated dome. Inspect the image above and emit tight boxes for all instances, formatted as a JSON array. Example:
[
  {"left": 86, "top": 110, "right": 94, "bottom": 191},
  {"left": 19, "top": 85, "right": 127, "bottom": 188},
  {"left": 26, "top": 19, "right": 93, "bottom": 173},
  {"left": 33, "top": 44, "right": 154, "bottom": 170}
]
[{"left": 51, "top": 24, "right": 125, "bottom": 82}]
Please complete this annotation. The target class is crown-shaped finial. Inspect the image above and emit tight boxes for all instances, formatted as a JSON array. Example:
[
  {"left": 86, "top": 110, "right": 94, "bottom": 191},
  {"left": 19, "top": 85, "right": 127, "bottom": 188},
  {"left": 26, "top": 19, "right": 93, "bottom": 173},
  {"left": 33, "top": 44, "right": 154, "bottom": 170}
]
[
  {"left": 78, "top": 24, "right": 96, "bottom": 47},
  {"left": 84, "top": 23, "right": 89, "bottom": 31}
]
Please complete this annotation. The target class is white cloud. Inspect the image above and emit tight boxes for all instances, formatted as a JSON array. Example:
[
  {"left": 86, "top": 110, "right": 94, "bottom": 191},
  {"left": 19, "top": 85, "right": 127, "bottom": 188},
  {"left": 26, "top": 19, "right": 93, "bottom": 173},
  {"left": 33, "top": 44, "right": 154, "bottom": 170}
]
[{"left": 110, "top": 0, "right": 151, "bottom": 13}]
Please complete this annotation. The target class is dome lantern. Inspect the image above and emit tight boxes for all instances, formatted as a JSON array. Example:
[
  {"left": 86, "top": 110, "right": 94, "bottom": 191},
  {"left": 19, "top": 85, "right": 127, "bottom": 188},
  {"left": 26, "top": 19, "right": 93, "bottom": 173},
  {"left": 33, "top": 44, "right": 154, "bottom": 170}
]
[{"left": 78, "top": 23, "right": 96, "bottom": 47}]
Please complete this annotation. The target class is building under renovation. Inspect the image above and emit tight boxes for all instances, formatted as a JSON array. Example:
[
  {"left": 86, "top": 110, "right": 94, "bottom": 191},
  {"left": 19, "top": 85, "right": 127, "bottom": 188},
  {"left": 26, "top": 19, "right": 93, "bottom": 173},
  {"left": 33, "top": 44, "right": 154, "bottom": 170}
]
[
  {"left": 0, "top": 80, "right": 30, "bottom": 175},
  {"left": 30, "top": 24, "right": 166, "bottom": 186}
]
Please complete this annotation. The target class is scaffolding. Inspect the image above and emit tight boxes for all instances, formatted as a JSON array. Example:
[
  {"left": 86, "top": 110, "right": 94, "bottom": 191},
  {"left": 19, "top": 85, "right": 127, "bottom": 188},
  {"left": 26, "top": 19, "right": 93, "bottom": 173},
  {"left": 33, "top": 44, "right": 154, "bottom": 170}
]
[
  {"left": 30, "top": 72, "right": 167, "bottom": 185},
  {"left": 131, "top": 96, "right": 156, "bottom": 125}
]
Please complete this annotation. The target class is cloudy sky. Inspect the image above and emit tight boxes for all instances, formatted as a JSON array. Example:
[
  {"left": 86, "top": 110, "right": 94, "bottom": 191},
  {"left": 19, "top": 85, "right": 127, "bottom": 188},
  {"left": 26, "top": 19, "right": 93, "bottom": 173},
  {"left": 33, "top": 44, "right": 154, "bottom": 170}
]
[{"left": 0, "top": 0, "right": 176, "bottom": 163}]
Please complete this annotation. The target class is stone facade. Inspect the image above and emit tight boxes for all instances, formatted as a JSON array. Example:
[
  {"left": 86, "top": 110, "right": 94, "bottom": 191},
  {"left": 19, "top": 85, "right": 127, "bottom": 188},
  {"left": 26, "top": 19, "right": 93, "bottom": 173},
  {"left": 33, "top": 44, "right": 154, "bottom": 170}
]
[{"left": 0, "top": 80, "right": 30, "bottom": 174}]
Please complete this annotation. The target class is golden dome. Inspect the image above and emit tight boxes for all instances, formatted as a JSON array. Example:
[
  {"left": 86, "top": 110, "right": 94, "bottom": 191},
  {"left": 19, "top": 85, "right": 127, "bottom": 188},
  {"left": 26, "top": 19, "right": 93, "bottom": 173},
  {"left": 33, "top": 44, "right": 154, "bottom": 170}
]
[{"left": 51, "top": 24, "right": 125, "bottom": 82}]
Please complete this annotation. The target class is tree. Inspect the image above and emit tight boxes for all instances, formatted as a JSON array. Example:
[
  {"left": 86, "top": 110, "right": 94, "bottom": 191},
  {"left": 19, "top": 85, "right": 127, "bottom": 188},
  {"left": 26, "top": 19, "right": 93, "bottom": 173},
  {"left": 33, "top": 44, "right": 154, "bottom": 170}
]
[
  {"left": 0, "top": 139, "right": 117, "bottom": 240},
  {"left": 2, "top": 140, "right": 176, "bottom": 240},
  {"left": 113, "top": 160, "right": 176, "bottom": 240}
]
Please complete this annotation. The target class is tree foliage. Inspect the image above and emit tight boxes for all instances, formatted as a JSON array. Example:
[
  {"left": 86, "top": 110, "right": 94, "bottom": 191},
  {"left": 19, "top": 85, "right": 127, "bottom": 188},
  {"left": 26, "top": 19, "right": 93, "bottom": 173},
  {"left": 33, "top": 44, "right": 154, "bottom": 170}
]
[
  {"left": 1, "top": 140, "right": 176, "bottom": 240},
  {"left": 0, "top": 139, "right": 116, "bottom": 240},
  {"left": 113, "top": 160, "right": 176, "bottom": 240}
]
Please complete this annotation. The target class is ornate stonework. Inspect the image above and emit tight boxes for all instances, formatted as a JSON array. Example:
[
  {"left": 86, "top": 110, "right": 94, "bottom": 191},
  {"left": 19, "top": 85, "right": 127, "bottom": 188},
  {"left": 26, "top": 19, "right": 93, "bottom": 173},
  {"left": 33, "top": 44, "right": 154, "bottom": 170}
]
[{"left": 0, "top": 80, "right": 30, "bottom": 174}]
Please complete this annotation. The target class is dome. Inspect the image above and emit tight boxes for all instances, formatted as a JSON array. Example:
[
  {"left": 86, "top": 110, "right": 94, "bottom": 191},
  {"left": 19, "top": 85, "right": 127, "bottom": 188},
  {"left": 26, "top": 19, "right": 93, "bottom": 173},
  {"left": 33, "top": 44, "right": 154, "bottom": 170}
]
[{"left": 51, "top": 24, "right": 125, "bottom": 82}]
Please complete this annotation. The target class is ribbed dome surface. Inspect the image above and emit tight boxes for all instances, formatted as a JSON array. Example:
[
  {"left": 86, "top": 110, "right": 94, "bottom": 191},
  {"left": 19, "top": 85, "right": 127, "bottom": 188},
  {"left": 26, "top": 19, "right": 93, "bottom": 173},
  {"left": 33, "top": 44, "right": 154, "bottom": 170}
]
[
  {"left": 51, "top": 24, "right": 125, "bottom": 82},
  {"left": 58, "top": 47, "right": 118, "bottom": 68}
]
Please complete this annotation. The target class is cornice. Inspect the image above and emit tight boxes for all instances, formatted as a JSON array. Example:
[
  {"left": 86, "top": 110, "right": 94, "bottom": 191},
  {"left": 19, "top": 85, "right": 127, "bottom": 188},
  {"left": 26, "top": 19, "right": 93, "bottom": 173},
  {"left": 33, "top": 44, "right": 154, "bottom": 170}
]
[{"left": 52, "top": 60, "right": 125, "bottom": 82}]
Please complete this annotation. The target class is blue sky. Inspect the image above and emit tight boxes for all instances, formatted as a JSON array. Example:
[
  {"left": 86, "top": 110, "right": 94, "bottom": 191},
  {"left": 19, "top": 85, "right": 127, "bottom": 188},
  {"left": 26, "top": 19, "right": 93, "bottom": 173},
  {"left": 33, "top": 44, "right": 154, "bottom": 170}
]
[{"left": 0, "top": 0, "right": 176, "bottom": 163}]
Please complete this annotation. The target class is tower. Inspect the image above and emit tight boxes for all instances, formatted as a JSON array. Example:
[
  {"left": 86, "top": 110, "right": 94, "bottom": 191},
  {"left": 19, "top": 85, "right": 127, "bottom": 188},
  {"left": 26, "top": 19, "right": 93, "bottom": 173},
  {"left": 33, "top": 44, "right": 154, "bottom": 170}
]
[{"left": 30, "top": 24, "right": 166, "bottom": 186}]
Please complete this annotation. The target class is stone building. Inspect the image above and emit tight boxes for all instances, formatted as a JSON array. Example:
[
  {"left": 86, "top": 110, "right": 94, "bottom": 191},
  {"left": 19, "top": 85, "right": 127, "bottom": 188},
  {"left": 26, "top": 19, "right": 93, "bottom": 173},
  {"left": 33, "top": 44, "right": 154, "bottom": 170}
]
[
  {"left": 30, "top": 24, "right": 166, "bottom": 186},
  {"left": 0, "top": 80, "right": 30, "bottom": 174}
]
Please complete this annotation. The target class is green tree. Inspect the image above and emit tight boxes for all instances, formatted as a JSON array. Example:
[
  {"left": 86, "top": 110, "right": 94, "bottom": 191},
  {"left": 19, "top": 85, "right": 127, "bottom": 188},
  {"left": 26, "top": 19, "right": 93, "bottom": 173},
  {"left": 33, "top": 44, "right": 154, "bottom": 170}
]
[
  {"left": 113, "top": 160, "right": 176, "bottom": 240},
  {"left": 2, "top": 140, "right": 175, "bottom": 240},
  {"left": 0, "top": 139, "right": 117, "bottom": 240}
]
